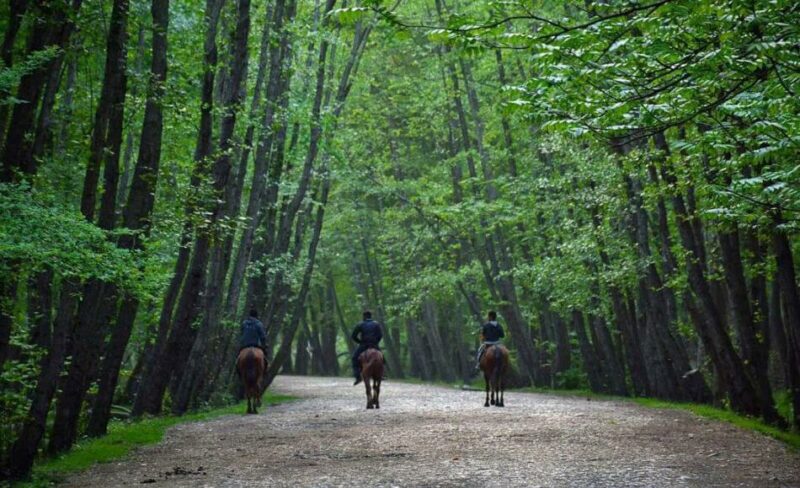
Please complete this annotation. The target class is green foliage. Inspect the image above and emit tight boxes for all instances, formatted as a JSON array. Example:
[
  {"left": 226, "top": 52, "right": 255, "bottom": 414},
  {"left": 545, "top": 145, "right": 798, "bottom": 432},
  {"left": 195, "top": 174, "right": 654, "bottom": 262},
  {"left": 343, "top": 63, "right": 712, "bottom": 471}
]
[
  {"left": 0, "top": 184, "right": 141, "bottom": 290},
  {"left": 0, "top": 331, "right": 45, "bottom": 457},
  {"left": 0, "top": 47, "right": 61, "bottom": 100},
  {"left": 633, "top": 398, "right": 800, "bottom": 451}
]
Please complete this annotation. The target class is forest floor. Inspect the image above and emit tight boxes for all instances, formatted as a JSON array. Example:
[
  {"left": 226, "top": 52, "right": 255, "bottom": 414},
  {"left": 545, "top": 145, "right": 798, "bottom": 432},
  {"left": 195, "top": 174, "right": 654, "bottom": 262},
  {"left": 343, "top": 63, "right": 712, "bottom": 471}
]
[{"left": 63, "top": 375, "right": 800, "bottom": 487}]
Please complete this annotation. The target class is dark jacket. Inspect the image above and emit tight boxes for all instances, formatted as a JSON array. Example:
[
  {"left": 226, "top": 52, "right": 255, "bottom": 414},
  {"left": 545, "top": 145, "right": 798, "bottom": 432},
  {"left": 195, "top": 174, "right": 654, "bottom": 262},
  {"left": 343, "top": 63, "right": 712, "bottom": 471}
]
[
  {"left": 240, "top": 317, "right": 266, "bottom": 349},
  {"left": 481, "top": 320, "right": 505, "bottom": 342},
  {"left": 351, "top": 319, "right": 383, "bottom": 346}
]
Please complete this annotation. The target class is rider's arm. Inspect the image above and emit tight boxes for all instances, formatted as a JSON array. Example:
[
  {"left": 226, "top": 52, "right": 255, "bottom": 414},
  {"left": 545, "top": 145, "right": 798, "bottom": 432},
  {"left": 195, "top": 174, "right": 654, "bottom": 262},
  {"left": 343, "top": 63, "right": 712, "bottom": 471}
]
[
  {"left": 498, "top": 324, "right": 505, "bottom": 338},
  {"left": 258, "top": 321, "right": 266, "bottom": 345},
  {"left": 351, "top": 324, "right": 362, "bottom": 343}
]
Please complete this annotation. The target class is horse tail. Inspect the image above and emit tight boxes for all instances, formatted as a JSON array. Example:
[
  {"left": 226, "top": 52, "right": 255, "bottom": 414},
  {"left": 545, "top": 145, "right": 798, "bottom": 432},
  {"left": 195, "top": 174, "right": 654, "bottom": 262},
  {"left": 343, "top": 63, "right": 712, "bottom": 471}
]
[
  {"left": 486, "top": 345, "right": 501, "bottom": 387},
  {"left": 243, "top": 350, "right": 257, "bottom": 389},
  {"left": 363, "top": 349, "right": 383, "bottom": 380},
  {"left": 491, "top": 346, "right": 502, "bottom": 386}
]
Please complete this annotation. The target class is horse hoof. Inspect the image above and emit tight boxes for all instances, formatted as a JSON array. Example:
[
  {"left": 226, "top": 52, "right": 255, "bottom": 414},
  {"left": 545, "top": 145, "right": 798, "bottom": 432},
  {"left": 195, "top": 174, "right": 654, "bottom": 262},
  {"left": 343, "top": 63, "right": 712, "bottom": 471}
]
[
  {"left": 497, "top": 404, "right": 504, "bottom": 408},
  {"left": 484, "top": 403, "right": 490, "bottom": 407},
  {"left": 367, "top": 405, "right": 373, "bottom": 409},
  {"left": 490, "top": 399, "right": 495, "bottom": 405}
]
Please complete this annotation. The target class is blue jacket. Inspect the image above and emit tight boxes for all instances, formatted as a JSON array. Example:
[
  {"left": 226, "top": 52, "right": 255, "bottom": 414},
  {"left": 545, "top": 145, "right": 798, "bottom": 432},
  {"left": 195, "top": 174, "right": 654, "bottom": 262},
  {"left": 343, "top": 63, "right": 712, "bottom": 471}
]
[
  {"left": 351, "top": 319, "right": 383, "bottom": 346},
  {"left": 481, "top": 320, "right": 505, "bottom": 342},
  {"left": 240, "top": 317, "right": 266, "bottom": 349}
]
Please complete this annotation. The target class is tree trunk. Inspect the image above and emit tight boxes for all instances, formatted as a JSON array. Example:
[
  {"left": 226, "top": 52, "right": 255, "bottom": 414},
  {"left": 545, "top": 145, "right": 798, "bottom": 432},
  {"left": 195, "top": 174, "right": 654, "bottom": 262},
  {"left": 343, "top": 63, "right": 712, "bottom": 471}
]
[
  {"left": 263, "top": 170, "right": 331, "bottom": 387},
  {"left": 79, "top": 0, "right": 130, "bottom": 223},
  {"left": 46, "top": 0, "right": 130, "bottom": 453},
  {"left": 572, "top": 310, "right": 604, "bottom": 392},
  {"left": 172, "top": 0, "right": 251, "bottom": 415},
  {"left": 224, "top": 0, "right": 295, "bottom": 325},
  {"left": 6, "top": 280, "right": 78, "bottom": 480},
  {"left": 133, "top": 0, "right": 224, "bottom": 415},
  {"left": 0, "top": 0, "right": 31, "bottom": 140},
  {"left": 1, "top": 0, "right": 82, "bottom": 182},
  {"left": 88, "top": 0, "right": 171, "bottom": 425},
  {"left": 718, "top": 228, "right": 782, "bottom": 424},
  {"left": 771, "top": 279, "right": 800, "bottom": 427},
  {"left": 654, "top": 133, "right": 763, "bottom": 417}
]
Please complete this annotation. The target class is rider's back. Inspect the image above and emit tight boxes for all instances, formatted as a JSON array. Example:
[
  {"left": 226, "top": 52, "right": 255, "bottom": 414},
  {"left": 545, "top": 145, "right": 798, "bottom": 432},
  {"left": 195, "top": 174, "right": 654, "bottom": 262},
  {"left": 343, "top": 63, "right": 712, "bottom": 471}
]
[
  {"left": 481, "top": 320, "right": 504, "bottom": 342},
  {"left": 358, "top": 319, "right": 382, "bottom": 345},
  {"left": 240, "top": 317, "right": 265, "bottom": 349}
]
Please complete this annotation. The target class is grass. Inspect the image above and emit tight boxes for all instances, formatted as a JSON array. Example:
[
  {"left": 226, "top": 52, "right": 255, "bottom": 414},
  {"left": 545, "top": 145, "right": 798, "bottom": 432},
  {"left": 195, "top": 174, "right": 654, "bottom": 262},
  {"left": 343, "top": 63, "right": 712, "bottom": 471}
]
[
  {"left": 511, "top": 385, "right": 800, "bottom": 450},
  {"left": 632, "top": 398, "right": 800, "bottom": 450},
  {"left": 16, "top": 392, "right": 295, "bottom": 487}
]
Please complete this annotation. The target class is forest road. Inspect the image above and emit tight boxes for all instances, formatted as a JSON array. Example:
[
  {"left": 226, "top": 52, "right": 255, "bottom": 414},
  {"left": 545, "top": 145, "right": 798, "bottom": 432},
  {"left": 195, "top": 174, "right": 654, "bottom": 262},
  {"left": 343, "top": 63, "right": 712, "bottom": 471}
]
[{"left": 64, "top": 375, "right": 800, "bottom": 487}]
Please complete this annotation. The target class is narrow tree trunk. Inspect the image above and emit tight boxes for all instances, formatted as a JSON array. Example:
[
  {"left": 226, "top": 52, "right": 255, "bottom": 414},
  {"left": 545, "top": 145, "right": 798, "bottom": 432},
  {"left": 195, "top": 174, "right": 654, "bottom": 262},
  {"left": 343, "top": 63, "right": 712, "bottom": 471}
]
[
  {"left": 133, "top": 0, "right": 224, "bottom": 415},
  {"left": 1, "top": 0, "right": 82, "bottom": 182},
  {"left": 572, "top": 310, "right": 604, "bottom": 392},
  {"left": 0, "top": 0, "right": 31, "bottom": 139},
  {"left": 172, "top": 0, "right": 251, "bottom": 415},
  {"left": 87, "top": 0, "right": 169, "bottom": 429},
  {"left": 771, "top": 279, "right": 800, "bottom": 427},
  {"left": 6, "top": 280, "right": 78, "bottom": 479},
  {"left": 654, "top": 134, "right": 763, "bottom": 417},
  {"left": 718, "top": 228, "right": 782, "bottom": 424},
  {"left": 263, "top": 171, "right": 331, "bottom": 387},
  {"left": 46, "top": 0, "right": 130, "bottom": 453}
]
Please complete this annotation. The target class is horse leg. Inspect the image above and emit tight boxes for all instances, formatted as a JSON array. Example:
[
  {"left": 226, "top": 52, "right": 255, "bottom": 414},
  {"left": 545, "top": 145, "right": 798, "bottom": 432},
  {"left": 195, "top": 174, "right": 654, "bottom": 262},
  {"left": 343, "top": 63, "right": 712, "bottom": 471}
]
[
  {"left": 497, "top": 377, "right": 504, "bottom": 407},
  {"left": 374, "top": 378, "right": 380, "bottom": 409},
  {"left": 484, "top": 373, "right": 490, "bottom": 407},
  {"left": 365, "top": 377, "right": 373, "bottom": 409}
]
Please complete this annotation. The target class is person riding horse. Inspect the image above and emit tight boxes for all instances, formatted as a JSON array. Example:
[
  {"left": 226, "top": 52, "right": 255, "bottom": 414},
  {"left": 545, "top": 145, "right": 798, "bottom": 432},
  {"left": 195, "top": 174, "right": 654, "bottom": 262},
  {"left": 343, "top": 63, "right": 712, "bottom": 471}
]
[
  {"left": 351, "top": 310, "right": 383, "bottom": 385},
  {"left": 476, "top": 310, "right": 504, "bottom": 369},
  {"left": 239, "top": 309, "right": 268, "bottom": 371}
]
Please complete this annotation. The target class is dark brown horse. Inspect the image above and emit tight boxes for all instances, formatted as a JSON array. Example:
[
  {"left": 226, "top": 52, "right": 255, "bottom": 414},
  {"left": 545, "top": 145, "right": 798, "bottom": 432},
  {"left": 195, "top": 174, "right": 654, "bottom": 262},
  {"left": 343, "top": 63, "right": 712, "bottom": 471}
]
[
  {"left": 237, "top": 347, "right": 266, "bottom": 414},
  {"left": 479, "top": 344, "right": 509, "bottom": 407},
  {"left": 360, "top": 347, "right": 383, "bottom": 409}
]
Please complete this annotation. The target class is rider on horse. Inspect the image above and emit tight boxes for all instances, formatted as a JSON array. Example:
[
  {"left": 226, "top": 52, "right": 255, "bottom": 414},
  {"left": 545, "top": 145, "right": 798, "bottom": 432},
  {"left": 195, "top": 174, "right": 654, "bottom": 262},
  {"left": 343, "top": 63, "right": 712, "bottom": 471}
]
[
  {"left": 476, "top": 310, "right": 505, "bottom": 369},
  {"left": 239, "top": 309, "right": 268, "bottom": 370},
  {"left": 351, "top": 310, "right": 383, "bottom": 385}
]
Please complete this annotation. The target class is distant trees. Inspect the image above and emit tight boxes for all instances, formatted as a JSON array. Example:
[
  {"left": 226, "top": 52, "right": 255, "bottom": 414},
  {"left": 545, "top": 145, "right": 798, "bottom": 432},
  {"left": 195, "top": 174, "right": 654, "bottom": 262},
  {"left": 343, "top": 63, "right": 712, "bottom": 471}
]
[{"left": 320, "top": 0, "right": 800, "bottom": 428}]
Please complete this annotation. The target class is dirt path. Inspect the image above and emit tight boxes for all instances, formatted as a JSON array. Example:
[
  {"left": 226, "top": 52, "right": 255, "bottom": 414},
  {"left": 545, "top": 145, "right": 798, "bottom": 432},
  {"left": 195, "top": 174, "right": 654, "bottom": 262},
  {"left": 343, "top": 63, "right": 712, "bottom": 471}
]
[{"left": 64, "top": 376, "right": 799, "bottom": 487}]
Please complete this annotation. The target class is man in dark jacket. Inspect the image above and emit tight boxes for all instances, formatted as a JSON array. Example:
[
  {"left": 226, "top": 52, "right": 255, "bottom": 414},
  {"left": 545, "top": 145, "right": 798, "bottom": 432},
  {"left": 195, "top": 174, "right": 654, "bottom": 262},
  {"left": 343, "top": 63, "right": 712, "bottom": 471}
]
[
  {"left": 239, "top": 309, "right": 267, "bottom": 369},
  {"left": 351, "top": 310, "right": 383, "bottom": 385},
  {"left": 476, "top": 310, "right": 504, "bottom": 368}
]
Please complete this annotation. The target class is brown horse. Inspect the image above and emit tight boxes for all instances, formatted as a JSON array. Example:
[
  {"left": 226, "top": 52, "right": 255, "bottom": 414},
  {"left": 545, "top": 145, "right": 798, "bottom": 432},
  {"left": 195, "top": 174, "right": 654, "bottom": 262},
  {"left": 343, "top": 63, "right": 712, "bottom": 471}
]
[
  {"left": 479, "top": 344, "right": 509, "bottom": 407},
  {"left": 360, "top": 347, "right": 383, "bottom": 409},
  {"left": 237, "top": 347, "right": 266, "bottom": 414}
]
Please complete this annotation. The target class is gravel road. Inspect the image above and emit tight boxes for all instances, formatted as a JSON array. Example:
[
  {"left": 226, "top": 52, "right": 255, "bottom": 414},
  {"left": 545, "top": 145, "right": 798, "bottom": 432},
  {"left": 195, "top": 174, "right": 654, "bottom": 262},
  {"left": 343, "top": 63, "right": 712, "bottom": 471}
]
[{"left": 63, "top": 375, "right": 800, "bottom": 487}]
